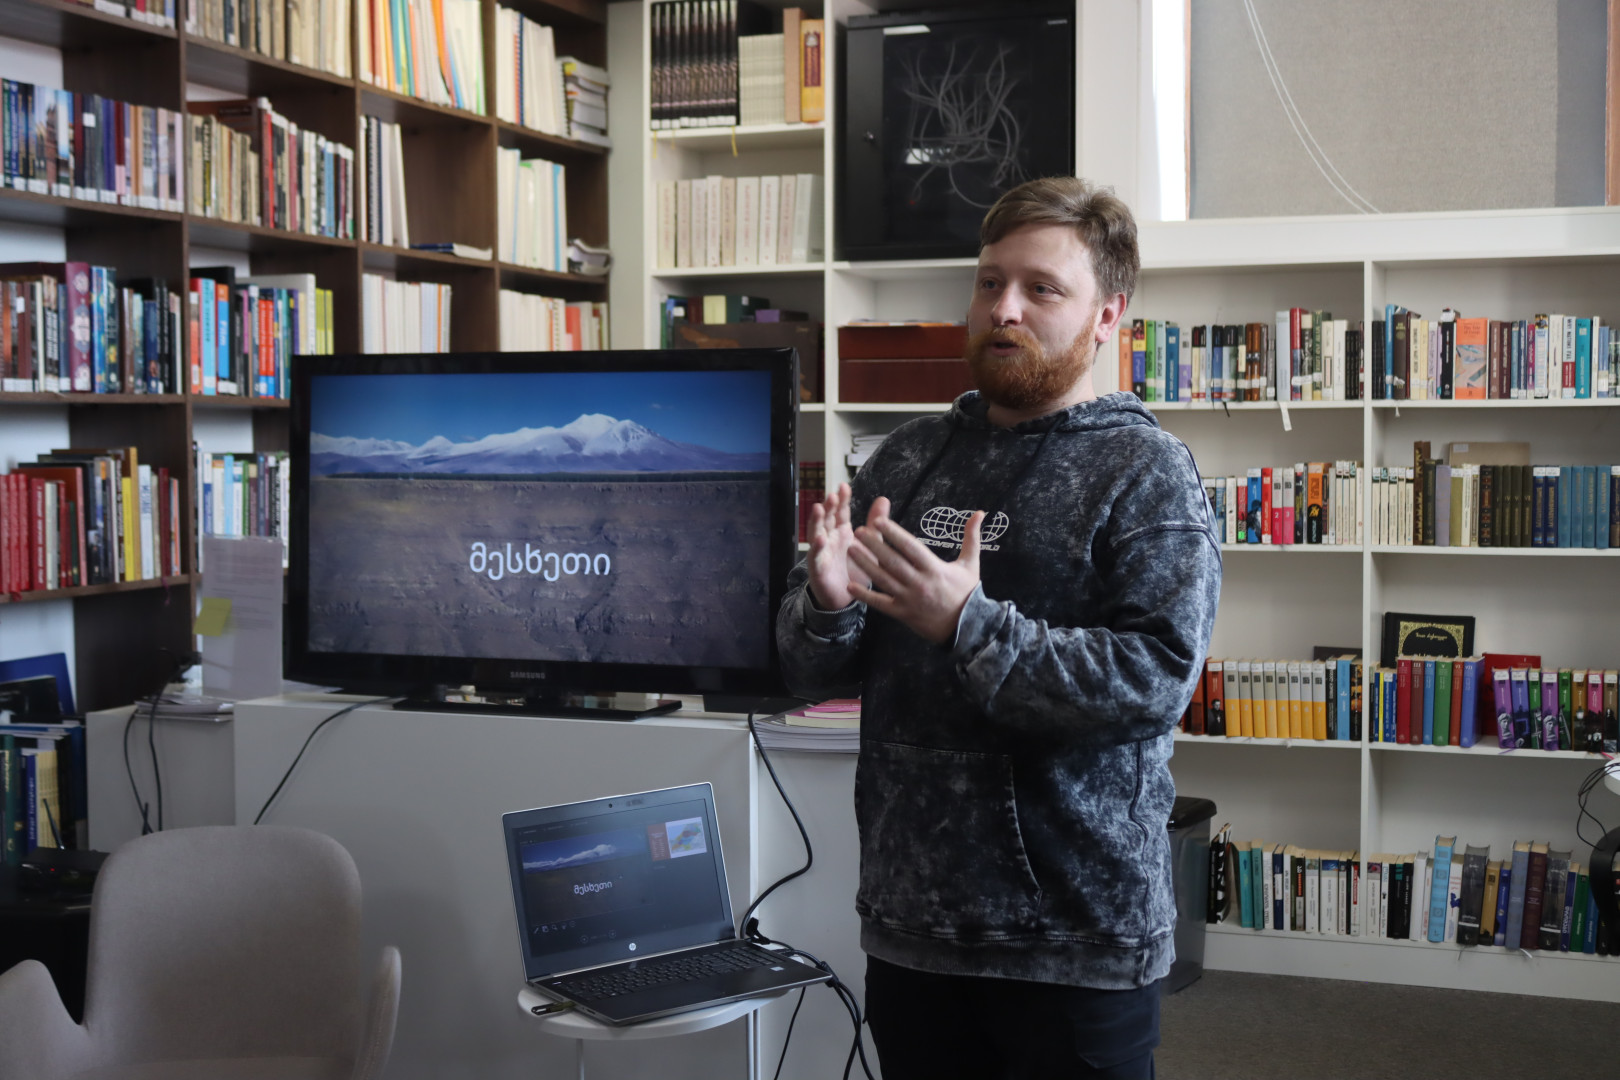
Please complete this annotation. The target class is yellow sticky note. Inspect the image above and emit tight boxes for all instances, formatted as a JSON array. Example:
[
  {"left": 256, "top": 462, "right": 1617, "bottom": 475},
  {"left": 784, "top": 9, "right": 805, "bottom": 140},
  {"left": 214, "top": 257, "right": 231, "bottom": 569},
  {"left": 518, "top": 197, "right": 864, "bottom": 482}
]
[{"left": 194, "top": 597, "right": 232, "bottom": 637}]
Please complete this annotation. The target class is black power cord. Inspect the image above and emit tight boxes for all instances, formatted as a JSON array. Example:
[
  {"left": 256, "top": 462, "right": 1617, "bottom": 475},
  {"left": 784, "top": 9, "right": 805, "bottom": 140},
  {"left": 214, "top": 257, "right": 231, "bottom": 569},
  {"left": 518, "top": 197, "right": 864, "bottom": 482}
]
[
  {"left": 1576, "top": 758, "right": 1618, "bottom": 850},
  {"left": 252, "top": 697, "right": 396, "bottom": 825},
  {"left": 122, "top": 707, "right": 156, "bottom": 835},
  {"left": 743, "top": 711, "right": 877, "bottom": 1080},
  {"left": 122, "top": 650, "right": 199, "bottom": 834}
]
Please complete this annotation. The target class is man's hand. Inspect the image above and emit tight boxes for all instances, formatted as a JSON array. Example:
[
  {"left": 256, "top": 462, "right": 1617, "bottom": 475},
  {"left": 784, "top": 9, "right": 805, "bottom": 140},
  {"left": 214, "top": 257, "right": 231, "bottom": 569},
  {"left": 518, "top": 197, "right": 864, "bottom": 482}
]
[
  {"left": 847, "top": 497, "right": 984, "bottom": 645},
  {"left": 806, "top": 483, "right": 868, "bottom": 610}
]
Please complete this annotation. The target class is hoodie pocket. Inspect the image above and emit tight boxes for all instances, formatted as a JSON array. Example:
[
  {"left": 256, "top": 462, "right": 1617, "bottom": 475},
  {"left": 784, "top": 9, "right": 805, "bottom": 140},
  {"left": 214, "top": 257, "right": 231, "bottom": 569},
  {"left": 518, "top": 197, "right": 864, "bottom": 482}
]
[{"left": 855, "top": 739, "right": 1043, "bottom": 938}]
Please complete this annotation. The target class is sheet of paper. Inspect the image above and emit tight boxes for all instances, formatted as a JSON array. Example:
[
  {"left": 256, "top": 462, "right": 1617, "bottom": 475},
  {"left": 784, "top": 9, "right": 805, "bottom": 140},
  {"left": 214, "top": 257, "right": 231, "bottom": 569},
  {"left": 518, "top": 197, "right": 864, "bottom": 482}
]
[{"left": 199, "top": 536, "right": 284, "bottom": 701}]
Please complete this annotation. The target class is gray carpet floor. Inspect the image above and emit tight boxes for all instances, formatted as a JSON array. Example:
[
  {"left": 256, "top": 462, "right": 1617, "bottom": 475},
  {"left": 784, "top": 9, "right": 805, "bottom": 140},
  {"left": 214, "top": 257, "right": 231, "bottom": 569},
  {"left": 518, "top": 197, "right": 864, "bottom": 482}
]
[{"left": 1158, "top": 971, "right": 1619, "bottom": 1080}]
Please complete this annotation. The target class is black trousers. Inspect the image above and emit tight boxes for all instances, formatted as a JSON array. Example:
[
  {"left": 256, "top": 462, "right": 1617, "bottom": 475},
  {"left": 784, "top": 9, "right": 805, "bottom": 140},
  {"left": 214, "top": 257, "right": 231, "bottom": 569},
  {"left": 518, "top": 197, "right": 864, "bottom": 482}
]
[{"left": 864, "top": 956, "right": 1160, "bottom": 1080}]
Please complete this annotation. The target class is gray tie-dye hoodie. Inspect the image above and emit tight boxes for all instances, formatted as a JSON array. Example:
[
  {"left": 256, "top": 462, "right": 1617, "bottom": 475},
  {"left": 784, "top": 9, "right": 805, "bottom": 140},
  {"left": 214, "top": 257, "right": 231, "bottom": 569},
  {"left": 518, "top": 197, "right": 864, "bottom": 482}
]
[{"left": 775, "top": 390, "right": 1222, "bottom": 989}]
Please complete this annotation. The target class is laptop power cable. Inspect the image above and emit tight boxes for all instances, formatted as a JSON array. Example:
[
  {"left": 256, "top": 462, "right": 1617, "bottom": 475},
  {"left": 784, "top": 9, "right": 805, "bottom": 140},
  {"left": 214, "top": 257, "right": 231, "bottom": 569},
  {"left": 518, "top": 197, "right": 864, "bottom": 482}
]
[{"left": 744, "top": 712, "right": 877, "bottom": 1080}]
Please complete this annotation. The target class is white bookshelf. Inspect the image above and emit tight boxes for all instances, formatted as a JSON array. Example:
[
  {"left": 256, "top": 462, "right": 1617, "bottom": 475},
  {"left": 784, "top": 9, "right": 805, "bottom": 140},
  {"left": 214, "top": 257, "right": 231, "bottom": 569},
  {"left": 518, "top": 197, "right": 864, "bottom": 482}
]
[{"left": 620, "top": 0, "right": 1620, "bottom": 1021}]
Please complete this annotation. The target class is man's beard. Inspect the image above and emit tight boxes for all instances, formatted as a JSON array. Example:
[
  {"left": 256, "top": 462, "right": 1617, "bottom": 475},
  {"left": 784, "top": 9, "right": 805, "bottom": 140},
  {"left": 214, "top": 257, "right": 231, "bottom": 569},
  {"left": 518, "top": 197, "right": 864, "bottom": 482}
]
[{"left": 964, "top": 321, "right": 1096, "bottom": 412}]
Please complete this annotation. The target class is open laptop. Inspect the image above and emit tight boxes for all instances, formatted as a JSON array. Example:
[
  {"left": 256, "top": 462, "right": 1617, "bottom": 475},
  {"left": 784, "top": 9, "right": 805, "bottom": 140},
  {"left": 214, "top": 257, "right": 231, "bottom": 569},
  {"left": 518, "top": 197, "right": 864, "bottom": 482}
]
[{"left": 502, "top": 782, "right": 827, "bottom": 1025}]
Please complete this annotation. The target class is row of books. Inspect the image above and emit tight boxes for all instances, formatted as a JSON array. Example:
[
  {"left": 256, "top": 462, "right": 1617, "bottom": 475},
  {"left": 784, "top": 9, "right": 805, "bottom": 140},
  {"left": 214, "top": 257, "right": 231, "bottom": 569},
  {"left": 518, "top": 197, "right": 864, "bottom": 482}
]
[
  {"left": 3, "top": 81, "right": 184, "bottom": 212},
  {"left": 358, "top": 0, "right": 485, "bottom": 112},
  {"left": 1180, "top": 656, "right": 1364, "bottom": 740},
  {"left": 497, "top": 150, "right": 569, "bottom": 271},
  {"left": 1377, "top": 308, "right": 1617, "bottom": 401},
  {"left": 197, "top": 450, "right": 289, "bottom": 559},
  {"left": 655, "top": 173, "right": 825, "bottom": 269},
  {"left": 1215, "top": 831, "right": 1361, "bottom": 936},
  {"left": 1200, "top": 463, "right": 1364, "bottom": 546},
  {"left": 0, "top": 262, "right": 330, "bottom": 398},
  {"left": 0, "top": 263, "right": 178, "bottom": 395},
  {"left": 797, "top": 460, "right": 825, "bottom": 542},
  {"left": 359, "top": 116, "right": 412, "bottom": 247},
  {"left": 1, "top": 721, "right": 86, "bottom": 861},
  {"left": 1377, "top": 456, "right": 1618, "bottom": 549},
  {"left": 186, "top": 0, "right": 354, "bottom": 77},
  {"left": 494, "top": 7, "right": 567, "bottom": 135},
  {"left": 735, "top": 11, "right": 824, "bottom": 126},
  {"left": 188, "top": 98, "right": 355, "bottom": 239},
  {"left": 1367, "top": 657, "right": 1619, "bottom": 753},
  {"left": 490, "top": 9, "right": 612, "bottom": 147},
  {"left": 497, "top": 293, "right": 610, "bottom": 352},
  {"left": 1117, "top": 315, "right": 1365, "bottom": 404},
  {"left": 0, "top": 446, "right": 180, "bottom": 594},
  {"left": 1365, "top": 838, "right": 1615, "bottom": 954},
  {"left": 188, "top": 268, "right": 334, "bottom": 399},
  {"left": 82, "top": 0, "right": 175, "bottom": 28},
  {"left": 361, "top": 274, "right": 452, "bottom": 354},
  {"left": 650, "top": 2, "right": 825, "bottom": 128},
  {"left": 654, "top": 292, "right": 806, "bottom": 346}
]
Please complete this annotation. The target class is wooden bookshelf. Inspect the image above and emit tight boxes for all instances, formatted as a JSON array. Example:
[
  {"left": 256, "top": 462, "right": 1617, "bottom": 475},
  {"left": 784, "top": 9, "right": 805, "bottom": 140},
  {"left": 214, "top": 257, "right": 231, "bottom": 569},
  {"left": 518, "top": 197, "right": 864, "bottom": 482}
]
[{"left": 0, "top": 0, "right": 611, "bottom": 710}]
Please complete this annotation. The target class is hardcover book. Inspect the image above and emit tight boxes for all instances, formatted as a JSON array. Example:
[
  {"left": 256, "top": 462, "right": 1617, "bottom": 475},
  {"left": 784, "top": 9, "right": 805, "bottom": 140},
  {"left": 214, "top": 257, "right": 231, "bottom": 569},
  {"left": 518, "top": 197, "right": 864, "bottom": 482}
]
[
  {"left": 1539, "top": 848, "right": 1571, "bottom": 950},
  {"left": 1381, "top": 611, "right": 1476, "bottom": 669},
  {"left": 1475, "top": 857, "right": 1499, "bottom": 945},
  {"left": 1427, "top": 835, "right": 1454, "bottom": 942},
  {"left": 1464, "top": 841, "right": 1483, "bottom": 945},
  {"left": 1520, "top": 842, "right": 1550, "bottom": 951}
]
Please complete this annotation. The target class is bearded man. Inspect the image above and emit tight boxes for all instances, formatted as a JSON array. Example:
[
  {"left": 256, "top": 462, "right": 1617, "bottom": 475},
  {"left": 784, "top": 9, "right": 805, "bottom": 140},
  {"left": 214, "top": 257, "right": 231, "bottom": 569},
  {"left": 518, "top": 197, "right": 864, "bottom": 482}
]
[{"left": 775, "top": 177, "right": 1223, "bottom": 1079}]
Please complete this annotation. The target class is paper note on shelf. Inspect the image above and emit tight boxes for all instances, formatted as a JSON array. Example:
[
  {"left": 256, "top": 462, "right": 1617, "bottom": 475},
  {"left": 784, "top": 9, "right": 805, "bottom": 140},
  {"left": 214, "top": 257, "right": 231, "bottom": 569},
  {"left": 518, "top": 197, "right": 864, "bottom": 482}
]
[
  {"left": 199, "top": 536, "right": 284, "bottom": 702},
  {"left": 193, "top": 597, "right": 232, "bottom": 637}
]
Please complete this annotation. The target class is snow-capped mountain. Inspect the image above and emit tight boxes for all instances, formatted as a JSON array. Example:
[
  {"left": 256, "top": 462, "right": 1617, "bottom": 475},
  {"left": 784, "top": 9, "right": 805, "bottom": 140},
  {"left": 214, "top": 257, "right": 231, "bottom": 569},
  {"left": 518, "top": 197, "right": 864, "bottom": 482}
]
[{"left": 310, "top": 414, "right": 769, "bottom": 476}]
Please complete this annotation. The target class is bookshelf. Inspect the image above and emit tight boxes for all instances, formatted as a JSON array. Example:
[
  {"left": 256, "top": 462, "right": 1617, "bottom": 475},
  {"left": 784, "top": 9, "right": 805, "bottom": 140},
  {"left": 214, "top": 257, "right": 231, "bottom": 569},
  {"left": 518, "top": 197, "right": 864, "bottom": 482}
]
[
  {"left": 620, "top": 0, "right": 1620, "bottom": 1009},
  {"left": 0, "top": 0, "right": 612, "bottom": 711}
]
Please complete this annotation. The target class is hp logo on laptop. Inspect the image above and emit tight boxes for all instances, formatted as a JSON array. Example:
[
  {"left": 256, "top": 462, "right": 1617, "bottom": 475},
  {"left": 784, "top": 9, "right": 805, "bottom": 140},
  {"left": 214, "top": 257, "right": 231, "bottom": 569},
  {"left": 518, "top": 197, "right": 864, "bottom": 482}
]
[{"left": 628, "top": 943, "right": 637, "bottom": 952}]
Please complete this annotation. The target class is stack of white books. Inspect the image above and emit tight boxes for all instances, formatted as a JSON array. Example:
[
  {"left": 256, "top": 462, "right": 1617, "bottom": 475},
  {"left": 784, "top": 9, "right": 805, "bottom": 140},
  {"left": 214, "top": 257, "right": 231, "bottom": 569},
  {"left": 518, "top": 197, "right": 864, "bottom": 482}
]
[
  {"left": 561, "top": 56, "right": 611, "bottom": 147},
  {"left": 738, "top": 34, "right": 785, "bottom": 126},
  {"left": 847, "top": 433, "right": 887, "bottom": 471},
  {"left": 750, "top": 699, "right": 860, "bottom": 753}
]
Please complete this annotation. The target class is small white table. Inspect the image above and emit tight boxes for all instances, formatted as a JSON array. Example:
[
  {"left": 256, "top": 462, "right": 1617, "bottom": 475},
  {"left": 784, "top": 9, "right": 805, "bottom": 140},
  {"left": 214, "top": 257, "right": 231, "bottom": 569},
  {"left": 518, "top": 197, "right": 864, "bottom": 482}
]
[{"left": 517, "top": 986, "right": 777, "bottom": 1080}]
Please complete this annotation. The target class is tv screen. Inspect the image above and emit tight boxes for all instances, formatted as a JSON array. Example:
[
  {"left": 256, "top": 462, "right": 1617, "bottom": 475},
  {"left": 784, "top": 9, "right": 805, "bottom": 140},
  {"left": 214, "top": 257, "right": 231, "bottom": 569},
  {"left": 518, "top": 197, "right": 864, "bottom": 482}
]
[{"left": 286, "top": 350, "right": 799, "bottom": 701}]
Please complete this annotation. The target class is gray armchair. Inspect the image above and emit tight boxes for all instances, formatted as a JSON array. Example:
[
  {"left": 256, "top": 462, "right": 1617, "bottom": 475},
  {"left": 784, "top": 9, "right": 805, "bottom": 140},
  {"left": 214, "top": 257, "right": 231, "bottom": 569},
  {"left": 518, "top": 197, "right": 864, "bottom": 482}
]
[{"left": 0, "top": 826, "right": 400, "bottom": 1080}]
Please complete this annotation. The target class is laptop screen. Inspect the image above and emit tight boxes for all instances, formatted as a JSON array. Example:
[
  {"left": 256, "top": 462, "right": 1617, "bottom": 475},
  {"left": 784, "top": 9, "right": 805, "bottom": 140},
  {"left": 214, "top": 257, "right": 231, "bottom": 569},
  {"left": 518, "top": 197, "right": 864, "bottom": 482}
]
[{"left": 503, "top": 783, "right": 736, "bottom": 980}]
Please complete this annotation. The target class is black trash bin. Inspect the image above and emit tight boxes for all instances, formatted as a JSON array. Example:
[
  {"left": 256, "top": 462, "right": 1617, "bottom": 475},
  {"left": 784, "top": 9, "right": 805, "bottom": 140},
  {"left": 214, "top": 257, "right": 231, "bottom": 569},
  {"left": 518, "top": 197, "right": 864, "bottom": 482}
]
[{"left": 1165, "top": 795, "right": 1216, "bottom": 994}]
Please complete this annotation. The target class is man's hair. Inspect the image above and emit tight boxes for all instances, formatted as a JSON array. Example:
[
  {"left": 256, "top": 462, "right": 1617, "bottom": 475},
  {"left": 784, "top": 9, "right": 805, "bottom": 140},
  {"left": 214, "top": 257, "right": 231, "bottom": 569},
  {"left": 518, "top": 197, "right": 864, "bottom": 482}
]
[{"left": 979, "top": 177, "right": 1139, "bottom": 302}]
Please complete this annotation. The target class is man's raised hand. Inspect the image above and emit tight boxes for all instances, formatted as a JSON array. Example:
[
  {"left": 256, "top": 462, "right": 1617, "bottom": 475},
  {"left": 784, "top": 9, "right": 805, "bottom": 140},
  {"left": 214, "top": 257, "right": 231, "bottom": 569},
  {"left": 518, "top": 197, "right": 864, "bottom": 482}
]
[
  {"left": 847, "top": 498, "right": 985, "bottom": 645},
  {"left": 806, "top": 483, "right": 866, "bottom": 610}
]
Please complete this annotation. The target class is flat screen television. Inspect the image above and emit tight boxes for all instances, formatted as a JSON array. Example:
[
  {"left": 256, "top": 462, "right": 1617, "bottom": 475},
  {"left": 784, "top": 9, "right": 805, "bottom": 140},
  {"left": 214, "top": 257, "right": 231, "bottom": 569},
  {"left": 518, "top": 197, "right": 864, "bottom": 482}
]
[{"left": 286, "top": 349, "right": 800, "bottom": 715}]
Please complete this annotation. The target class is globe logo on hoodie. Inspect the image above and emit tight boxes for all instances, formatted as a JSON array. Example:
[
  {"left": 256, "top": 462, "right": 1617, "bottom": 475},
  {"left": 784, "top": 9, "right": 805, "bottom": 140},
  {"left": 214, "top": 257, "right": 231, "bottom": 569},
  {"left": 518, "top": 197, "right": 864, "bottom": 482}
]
[{"left": 919, "top": 507, "right": 1010, "bottom": 552}]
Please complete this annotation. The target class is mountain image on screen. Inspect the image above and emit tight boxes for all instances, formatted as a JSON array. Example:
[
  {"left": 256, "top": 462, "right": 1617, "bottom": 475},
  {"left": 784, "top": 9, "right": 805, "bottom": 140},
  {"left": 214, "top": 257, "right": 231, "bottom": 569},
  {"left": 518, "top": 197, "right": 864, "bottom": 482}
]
[
  {"left": 310, "top": 414, "right": 769, "bottom": 476},
  {"left": 306, "top": 412, "right": 775, "bottom": 669}
]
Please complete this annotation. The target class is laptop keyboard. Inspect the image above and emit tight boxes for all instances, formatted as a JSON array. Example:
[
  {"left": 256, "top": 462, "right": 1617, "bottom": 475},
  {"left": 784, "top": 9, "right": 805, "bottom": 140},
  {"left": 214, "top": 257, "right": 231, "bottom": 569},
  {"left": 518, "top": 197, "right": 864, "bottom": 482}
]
[{"left": 553, "top": 945, "right": 786, "bottom": 1002}]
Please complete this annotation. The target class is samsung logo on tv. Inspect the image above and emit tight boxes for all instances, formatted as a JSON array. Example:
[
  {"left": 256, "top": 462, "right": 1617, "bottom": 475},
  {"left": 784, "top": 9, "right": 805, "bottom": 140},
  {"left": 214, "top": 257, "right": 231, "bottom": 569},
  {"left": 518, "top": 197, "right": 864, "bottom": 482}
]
[{"left": 510, "top": 671, "right": 549, "bottom": 680}]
